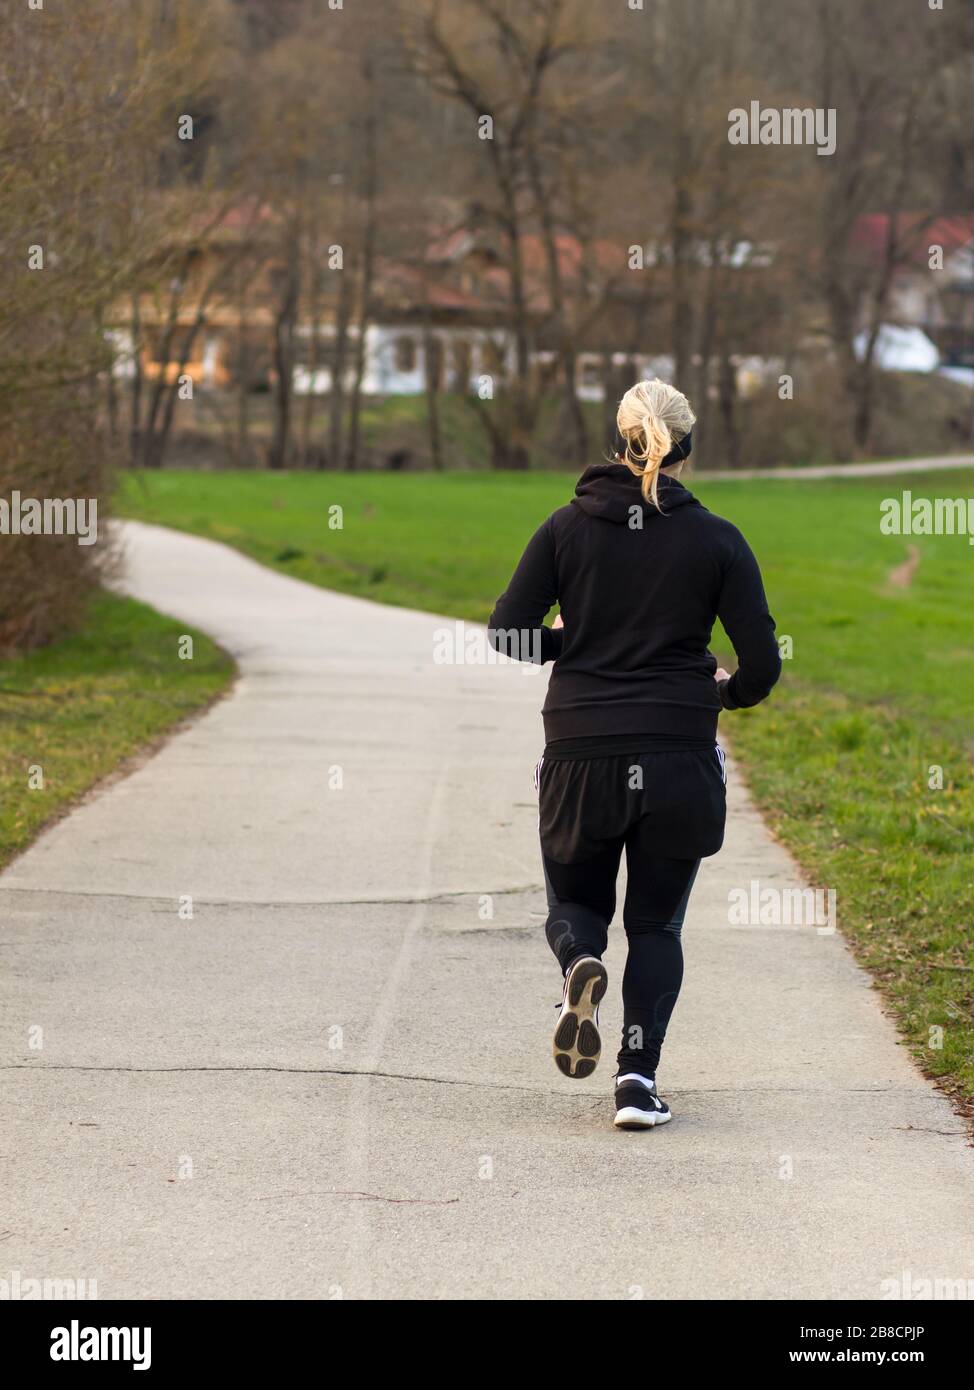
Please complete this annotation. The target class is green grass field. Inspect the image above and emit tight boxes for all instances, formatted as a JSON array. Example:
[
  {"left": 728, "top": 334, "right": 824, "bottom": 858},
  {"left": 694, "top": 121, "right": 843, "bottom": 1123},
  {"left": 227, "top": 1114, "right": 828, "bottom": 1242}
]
[
  {"left": 118, "top": 466, "right": 974, "bottom": 1114},
  {"left": 0, "top": 592, "right": 234, "bottom": 870}
]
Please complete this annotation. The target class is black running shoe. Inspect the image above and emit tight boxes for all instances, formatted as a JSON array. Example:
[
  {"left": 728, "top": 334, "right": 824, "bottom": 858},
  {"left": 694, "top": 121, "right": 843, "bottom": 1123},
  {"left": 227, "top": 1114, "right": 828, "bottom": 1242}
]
[
  {"left": 613, "top": 1074, "right": 672, "bottom": 1129},
  {"left": 552, "top": 955, "right": 607, "bottom": 1079}
]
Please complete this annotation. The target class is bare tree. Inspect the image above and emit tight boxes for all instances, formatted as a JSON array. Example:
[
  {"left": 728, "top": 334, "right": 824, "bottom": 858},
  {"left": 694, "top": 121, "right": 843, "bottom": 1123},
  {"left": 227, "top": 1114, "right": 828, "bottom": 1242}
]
[{"left": 407, "top": 0, "right": 589, "bottom": 469}]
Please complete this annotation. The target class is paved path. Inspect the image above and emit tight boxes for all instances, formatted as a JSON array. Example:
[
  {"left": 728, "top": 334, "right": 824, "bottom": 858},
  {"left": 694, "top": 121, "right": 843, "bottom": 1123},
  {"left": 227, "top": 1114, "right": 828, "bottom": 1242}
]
[
  {"left": 2, "top": 521, "right": 972, "bottom": 1299},
  {"left": 702, "top": 452, "right": 974, "bottom": 481}
]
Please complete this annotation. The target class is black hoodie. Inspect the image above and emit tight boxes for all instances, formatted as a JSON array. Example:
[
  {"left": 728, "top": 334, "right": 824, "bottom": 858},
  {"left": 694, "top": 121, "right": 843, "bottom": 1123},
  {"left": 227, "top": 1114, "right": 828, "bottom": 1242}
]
[{"left": 488, "top": 464, "right": 781, "bottom": 744}]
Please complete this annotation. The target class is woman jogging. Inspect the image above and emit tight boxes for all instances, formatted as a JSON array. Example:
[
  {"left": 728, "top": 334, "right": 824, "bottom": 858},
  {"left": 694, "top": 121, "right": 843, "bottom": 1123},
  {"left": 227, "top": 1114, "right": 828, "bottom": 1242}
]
[{"left": 488, "top": 378, "right": 781, "bottom": 1130}]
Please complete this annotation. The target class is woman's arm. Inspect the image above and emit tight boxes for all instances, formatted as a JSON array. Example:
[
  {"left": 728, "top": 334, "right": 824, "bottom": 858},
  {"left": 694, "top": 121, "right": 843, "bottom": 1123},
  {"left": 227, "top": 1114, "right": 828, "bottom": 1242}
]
[
  {"left": 488, "top": 518, "right": 563, "bottom": 665},
  {"left": 715, "top": 534, "right": 781, "bottom": 709}
]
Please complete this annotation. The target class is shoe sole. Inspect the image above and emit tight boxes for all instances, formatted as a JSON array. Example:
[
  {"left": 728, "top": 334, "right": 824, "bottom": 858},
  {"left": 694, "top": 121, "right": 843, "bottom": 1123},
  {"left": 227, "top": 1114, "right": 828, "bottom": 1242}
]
[
  {"left": 614, "top": 1106, "right": 673, "bottom": 1130},
  {"left": 553, "top": 958, "right": 607, "bottom": 1079}
]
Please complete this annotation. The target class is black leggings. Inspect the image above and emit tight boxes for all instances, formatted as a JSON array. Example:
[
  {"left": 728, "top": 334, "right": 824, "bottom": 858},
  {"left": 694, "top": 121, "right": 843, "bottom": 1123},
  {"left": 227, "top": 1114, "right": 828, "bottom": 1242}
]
[{"left": 543, "top": 822, "right": 700, "bottom": 1080}]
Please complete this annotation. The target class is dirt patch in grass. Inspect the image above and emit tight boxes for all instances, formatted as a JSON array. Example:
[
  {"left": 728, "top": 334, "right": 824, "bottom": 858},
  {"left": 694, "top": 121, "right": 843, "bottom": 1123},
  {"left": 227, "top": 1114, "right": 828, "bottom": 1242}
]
[{"left": 887, "top": 543, "right": 921, "bottom": 589}]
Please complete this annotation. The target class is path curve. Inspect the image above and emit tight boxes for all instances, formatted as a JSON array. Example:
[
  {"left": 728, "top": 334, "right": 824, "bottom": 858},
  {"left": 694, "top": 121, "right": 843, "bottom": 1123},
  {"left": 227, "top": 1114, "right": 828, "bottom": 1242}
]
[
  {"left": 701, "top": 452, "right": 974, "bottom": 481},
  {"left": 1, "top": 520, "right": 971, "bottom": 1299}
]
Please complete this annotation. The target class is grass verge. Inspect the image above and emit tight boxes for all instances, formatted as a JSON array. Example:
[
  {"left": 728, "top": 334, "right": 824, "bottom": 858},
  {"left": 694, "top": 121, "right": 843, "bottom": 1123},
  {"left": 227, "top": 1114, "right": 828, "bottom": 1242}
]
[{"left": 0, "top": 590, "right": 235, "bottom": 871}]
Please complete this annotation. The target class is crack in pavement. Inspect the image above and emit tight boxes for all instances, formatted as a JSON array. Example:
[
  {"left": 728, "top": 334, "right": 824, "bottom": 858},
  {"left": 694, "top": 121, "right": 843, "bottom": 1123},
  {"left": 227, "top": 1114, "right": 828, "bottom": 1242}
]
[
  {"left": 0, "top": 1062, "right": 959, "bottom": 1113},
  {"left": 0, "top": 885, "right": 545, "bottom": 909}
]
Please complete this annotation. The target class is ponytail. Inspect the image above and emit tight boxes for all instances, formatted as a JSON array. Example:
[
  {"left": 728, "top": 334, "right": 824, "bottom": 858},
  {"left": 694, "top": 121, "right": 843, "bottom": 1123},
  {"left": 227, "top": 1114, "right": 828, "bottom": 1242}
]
[{"left": 614, "top": 379, "right": 696, "bottom": 509}]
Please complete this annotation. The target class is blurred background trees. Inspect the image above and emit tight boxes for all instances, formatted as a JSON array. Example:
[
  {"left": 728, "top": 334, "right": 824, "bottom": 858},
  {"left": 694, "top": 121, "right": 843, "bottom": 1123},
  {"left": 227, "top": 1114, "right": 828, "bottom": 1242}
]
[
  {"left": 2, "top": 0, "right": 974, "bottom": 645},
  {"left": 0, "top": 0, "right": 238, "bottom": 648}
]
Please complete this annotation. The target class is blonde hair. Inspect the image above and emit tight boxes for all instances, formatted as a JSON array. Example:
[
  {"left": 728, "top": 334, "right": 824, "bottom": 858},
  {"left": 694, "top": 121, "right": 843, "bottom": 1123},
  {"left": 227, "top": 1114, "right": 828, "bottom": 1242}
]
[{"left": 615, "top": 378, "right": 696, "bottom": 508}]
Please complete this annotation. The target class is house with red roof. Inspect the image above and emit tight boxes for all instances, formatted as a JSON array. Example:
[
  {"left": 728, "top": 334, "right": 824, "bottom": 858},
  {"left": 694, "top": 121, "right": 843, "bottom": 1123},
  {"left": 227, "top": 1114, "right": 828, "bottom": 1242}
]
[{"left": 850, "top": 214, "right": 974, "bottom": 367}]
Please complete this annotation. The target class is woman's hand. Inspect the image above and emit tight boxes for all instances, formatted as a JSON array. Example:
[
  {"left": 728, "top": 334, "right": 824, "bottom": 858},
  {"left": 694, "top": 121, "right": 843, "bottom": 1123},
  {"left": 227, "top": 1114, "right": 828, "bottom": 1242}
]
[
  {"left": 552, "top": 613, "right": 564, "bottom": 629},
  {"left": 715, "top": 667, "right": 731, "bottom": 682}
]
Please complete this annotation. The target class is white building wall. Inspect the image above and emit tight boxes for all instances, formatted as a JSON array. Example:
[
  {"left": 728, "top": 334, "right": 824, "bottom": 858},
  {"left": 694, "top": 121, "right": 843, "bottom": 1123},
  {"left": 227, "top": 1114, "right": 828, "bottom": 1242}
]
[{"left": 107, "top": 328, "right": 137, "bottom": 379}]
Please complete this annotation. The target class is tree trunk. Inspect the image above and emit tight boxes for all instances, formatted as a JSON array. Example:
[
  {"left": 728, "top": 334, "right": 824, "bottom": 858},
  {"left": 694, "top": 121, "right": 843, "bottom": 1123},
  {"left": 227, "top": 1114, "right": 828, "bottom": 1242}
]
[
  {"left": 717, "top": 353, "right": 741, "bottom": 469},
  {"left": 491, "top": 434, "right": 531, "bottom": 471},
  {"left": 235, "top": 278, "right": 251, "bottom": 467},
  {"left": 345, "top": 57, "right": 378, "bottom": 471},
  {"left": 327, "top": 258, "right": 352, "bottom": 470},
  {"left": 526, "top": 144, "right": 587, "bottom": 465},
  {"left": 145, "top": 312, "right": 206, "bottom": 470},
  {"left": 129, "top": 294, "right": 143, "bottom": 466},
  {"left": 344, "top": 259, "right": 372, "bottom": 471},
  {"left": 269, "top": 248, "right": 299, "bottom": 471},
  {"left": 299, "top": 223, "right": 322, "bottom": 469},
  {"left": 423, "top": 316, "right": 444, "bottom": 471},
  {"left": 104, "top": 314, "right": 120, "bottom": 447}
]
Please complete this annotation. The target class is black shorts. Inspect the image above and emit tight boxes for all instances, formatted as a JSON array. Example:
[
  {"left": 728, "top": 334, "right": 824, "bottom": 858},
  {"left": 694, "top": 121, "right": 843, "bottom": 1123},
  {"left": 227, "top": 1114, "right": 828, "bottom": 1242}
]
[{"left": 537, "top": 745, "right": 727, "bottom": 865}]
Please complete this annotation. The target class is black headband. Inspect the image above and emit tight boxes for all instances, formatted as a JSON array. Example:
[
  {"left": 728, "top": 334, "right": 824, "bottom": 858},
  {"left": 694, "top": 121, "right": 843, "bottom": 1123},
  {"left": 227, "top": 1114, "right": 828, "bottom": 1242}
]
[{"left": 612, "top": 426, "right": 693, "bottom": 468}]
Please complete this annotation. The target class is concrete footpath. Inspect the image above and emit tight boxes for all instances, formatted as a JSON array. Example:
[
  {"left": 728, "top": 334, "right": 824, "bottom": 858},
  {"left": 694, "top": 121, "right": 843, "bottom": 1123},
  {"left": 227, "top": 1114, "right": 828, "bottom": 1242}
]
[
  {"left": 1, "top": 520, "right": 972, "bottom": 1299},
  {"left": 703, "top": 452, "right": 974, "bottom": 481}
]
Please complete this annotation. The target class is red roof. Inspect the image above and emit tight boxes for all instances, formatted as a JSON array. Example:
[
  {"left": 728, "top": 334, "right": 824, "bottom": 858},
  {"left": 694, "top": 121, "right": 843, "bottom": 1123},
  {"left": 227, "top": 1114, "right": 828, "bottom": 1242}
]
[
  {"left": 374, "top": 228, "right": 628, "bottom": 315},
  {"left": 426, "top": 228, "right": 623, "bottom": 277},
  {"left": 851, "top": 214, "right": 974, "bottom": 264}
]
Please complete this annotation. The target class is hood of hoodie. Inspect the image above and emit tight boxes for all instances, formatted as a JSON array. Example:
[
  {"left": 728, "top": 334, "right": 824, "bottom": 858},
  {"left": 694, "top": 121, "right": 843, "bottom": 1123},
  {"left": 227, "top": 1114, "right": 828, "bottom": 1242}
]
[{"left": 571, "top": 462, "right": 701, "bottom": 524}]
